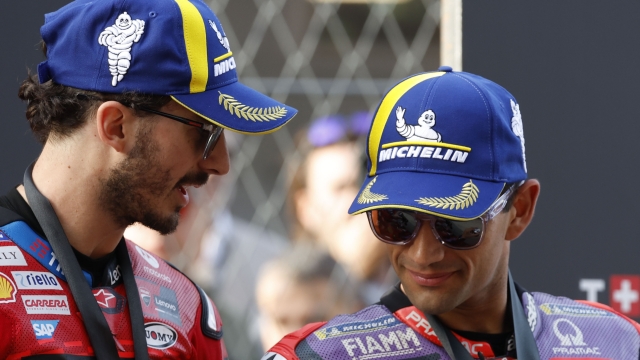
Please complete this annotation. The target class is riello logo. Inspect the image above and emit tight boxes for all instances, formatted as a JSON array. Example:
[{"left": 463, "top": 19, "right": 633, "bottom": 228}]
[{"left": 145, "top": 322, "right": 177, "bottom": 349}]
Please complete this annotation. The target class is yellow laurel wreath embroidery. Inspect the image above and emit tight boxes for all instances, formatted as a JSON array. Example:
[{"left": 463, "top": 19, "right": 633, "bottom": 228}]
[
  {"left": 0, "top": 276, "right": 14, "bottom": 300},
  {"left": 357, "top": 177, "right": 388, "bottom": 204},
  {"left": 218, "top": 92, "right": 287, "bottom": 122},
  {"left": 416, "top": 180, "right": 479, "bottom": 210}
]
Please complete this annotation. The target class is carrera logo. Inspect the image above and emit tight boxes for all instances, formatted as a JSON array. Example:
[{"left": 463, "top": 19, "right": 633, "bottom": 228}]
[
  {"left": 12, "top": 271, "right": 62, "bottom": 290},
  {"left": 145, "top": 322, "right": 177, "bottom": 349},
  {"left": 0, "top": 272, "right": 17, "bottom": 303},
  {"left": 22, "top": 295, "right": 70, "bottom": 315}
]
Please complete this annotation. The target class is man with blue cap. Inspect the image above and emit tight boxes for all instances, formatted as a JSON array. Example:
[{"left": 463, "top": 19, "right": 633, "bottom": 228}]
[
  {"left": 0, "top": 0, "right": 296, "bottom": 358},
  {"left": 262, "top": 67, "right": 640, "bottom": 359}
]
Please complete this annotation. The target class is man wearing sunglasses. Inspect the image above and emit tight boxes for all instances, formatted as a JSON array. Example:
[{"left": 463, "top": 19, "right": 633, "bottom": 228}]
[
  {"left": 263, "top": 67, "right": 640, "bottom": 360},
  {"left": 0, "top": 0, "right": 296, "bottom": 359}
]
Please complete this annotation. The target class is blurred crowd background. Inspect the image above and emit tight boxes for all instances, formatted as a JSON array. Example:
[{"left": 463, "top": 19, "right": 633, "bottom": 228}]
[{"left": 3, "top": 0, "right": 640, "bottom": 359}]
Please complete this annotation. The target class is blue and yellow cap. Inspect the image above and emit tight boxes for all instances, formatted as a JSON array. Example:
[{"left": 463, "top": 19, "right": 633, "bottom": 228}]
[
  {"left": 37, "top": 0, "right": 297, "bottom": 134},
  {"left": 348, "top": 67, "right": 527, "bottom": 220}
]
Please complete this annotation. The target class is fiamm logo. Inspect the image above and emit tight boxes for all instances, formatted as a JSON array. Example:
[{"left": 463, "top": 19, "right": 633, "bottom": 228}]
[{"left": 145, "top": 322, "right": 178, "bottom": 349}]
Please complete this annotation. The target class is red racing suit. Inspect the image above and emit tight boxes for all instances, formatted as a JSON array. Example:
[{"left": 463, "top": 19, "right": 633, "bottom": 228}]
[{"left": 0, "top": 211, "right": 228, "bottom": 359}]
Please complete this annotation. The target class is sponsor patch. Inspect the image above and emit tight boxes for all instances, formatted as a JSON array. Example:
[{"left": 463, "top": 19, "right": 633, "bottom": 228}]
[
  {"left": 98, "top": 12, "right": 145, "bottom": 86},
  {"left": 540, "top": 303, "right": 613, "bottom": 318},
  {"left": 0, "top": 272, "right": 17, "bottom": 303},
  {"left": 315, "top": 315, "right": 398, "bottom": 340},
  {"left": 136, "top": 246, "right": 160, "bottom": 268},
  {"left": 22, "top": 295, "right": 70, "bottom": 315},
  {"left": 143, "top": 266, "right": 171, "bottom": 283},
  {"left": 93, "top": 287, "right": 125, "bottom": 314},
  {"left": 12, "top": 271, "right": 63, "bottom": 290},
  {"left": 31, "top": 320, "right": 60, "bottom": 340},
  {"left": 140, "top": 287, "right": 151, "bottom": 307},
  {"left": 154, "top": 287, "right": 181, "bottom": 326},
  {"left": 0, "top": 246, "right": 27, "bottom": 266},
  {"left": 0, "top": 230, "right": 10, "bottom": 242},
  {"left": 145, "top": 322, "right": 178, "bottom": 349}
]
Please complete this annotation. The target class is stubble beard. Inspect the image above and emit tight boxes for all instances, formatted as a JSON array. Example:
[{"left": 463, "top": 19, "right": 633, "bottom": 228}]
[{"left": 99, "top": 125, "right": 181, "bottom": 235}]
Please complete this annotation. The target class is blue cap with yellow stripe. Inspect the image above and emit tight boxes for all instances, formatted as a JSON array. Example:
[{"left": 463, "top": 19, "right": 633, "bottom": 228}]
[
  {"left": 37, "top": 0, "right": 296, "bottom": 134},
  {"left": 348, "top": 67, "right": 527, "bottom": 220}
]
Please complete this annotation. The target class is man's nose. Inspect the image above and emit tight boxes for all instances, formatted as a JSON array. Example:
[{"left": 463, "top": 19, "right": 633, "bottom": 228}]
[
  {"left": 402, "top": 223, "right": 446, "bottom": 267},
  {"left": 199, "top": 131, "right": 230, "bottom": 176}
]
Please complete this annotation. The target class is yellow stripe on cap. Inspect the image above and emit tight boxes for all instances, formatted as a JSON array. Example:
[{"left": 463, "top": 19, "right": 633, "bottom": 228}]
[
  {"left": 368, "top": 72, "right": 445, "bottom": 176},
  {"left": 175, "top": 0, "right": 208, "bottom": 93},
  {"left": 214, "top": 51, "right": 233, "bottom": 63}
]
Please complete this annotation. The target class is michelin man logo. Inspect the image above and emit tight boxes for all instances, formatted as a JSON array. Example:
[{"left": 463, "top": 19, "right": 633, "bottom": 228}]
[
  {"left": 209, "top": 20, "right": 230, "bottom": 52},
  {"left": 98, "top": 12, "right": 145, "bottom": 86},
  {"left": 396, "top": 106, "right": 442, "bottom": 142},
  {"left": 510, "top": 99, "right": 527, "bottom": 172}
]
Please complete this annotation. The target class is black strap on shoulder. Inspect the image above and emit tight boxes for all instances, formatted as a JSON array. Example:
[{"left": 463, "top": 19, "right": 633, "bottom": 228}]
[
  {"left": 424, "top": 271, "right": 540, "bottom": 360},
  {"left": 24, "top": 163, "right": 150, "bottom": 360}
]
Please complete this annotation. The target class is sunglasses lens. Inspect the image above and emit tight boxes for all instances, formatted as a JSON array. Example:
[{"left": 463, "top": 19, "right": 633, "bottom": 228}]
[
  {"left": 369, "top": 209, "right": 484, "bottom": 249},
  {"left": 369, "top": 209, "right": 420, "bottom": 243},
  {"left": 433, "top": 217, "right": 483, "bottom": 249},
  {"left": 203, "top": 127, "right": 223, "bottom": 159}
]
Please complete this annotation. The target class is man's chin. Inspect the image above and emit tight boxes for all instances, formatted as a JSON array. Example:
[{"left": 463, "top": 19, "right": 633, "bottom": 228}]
[
  {"left": 139, "top": 211, "right": 180, "bottom": 235},
  {"left": 403, "top": 284, "right": 460, "bottom": 315}
]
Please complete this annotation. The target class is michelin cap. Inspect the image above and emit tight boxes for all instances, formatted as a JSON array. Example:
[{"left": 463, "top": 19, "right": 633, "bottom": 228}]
[
  {"left": 37, "top": 0, "right": 297, "bottom": 134},
  {"left": 348, "top": 66, "right": 527, "bottom": 220}
]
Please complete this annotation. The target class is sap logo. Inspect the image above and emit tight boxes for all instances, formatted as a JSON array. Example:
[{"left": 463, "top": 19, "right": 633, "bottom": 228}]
[
  {"left": 551, "top": 318, "right": 601, "bottom": 355},
  {"left": 12, "top": 271, "right": 62, "bottom": 290},
  {"left": 214, "top": 57, "right": 236, "bottom": 77},
  {"left": 31, "top": 320, "right": 59, "bottom": 340},
  {"left": 23, "top": 295, "right": 70, "bottom": 315},
  {"left": 145, "top": 322, "right": 178, "bottom": 349},
  {"left": 340, "top": 328, "right": 421, "bottom": 358},
  {"left": 0, "top": 246, "right": 27, "bottom": 266}
]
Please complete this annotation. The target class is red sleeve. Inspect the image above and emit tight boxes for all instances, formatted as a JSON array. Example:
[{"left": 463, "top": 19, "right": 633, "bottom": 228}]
[
  {"left": 262, "top": 322, "right": 327, "bottom": 360},
  {"left": 189, "top": 292, "right": 228, "bottom": 360}
]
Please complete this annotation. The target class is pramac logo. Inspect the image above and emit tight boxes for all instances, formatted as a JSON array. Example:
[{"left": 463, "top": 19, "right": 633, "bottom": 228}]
[{"left": 378, "top": 106, "right": 470, "bottom": 165}]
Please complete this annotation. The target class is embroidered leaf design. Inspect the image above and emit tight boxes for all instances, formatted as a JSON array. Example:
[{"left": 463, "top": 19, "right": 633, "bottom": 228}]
[
  {"left": 416, "top": 180, "right": 479, "bottom": 210},
  {"left": 218, "top": 92, "right": 287, "bottom": 122},
  {"left": 357, "top": 177, "right": 388, "bottom": 204}
]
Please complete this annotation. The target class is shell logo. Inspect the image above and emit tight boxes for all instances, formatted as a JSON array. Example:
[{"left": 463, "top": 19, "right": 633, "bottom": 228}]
[{"left": 0, "top": 272, "right": 17, "bottom": 303}]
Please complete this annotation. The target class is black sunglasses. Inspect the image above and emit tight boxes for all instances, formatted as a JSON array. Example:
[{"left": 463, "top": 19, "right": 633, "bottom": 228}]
[
  {"left": 367, "top": 183, "right": 521, "bottom": 250},
  {"left": 137, "top": 106, "right": 223, "bottom": 160}
]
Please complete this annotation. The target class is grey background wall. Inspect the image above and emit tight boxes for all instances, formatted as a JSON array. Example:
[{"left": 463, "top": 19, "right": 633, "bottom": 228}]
[{"left": 464, "top": 1, "right": 640, "bottom": 317}]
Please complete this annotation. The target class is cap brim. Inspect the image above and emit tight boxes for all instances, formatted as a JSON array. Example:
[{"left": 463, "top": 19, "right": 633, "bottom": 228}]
[
  {"left": 348, "top": 172, "right": 506, "bottom": 220},
  {"left": 172, "top": 81, "right": 297, "bottom": 135}
]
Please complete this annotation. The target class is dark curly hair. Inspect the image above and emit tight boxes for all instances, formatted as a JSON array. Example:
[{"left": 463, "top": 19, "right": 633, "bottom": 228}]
[{"left": 18, "top": 73, "right": 171, "bottom": 144}]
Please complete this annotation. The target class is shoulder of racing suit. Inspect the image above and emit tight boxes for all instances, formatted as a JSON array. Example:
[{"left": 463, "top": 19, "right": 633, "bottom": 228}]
[
  {"left": 0, "top": 208, "right": 225, "bottom": 359},
  {"left": 262, "top": 289, "right": 640, "bottom": 360}
]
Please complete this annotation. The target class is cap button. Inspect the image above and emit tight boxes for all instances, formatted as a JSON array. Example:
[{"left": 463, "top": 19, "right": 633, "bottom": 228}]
[{"left": 438, "top": 66, "right": 453, "bottom": 72}]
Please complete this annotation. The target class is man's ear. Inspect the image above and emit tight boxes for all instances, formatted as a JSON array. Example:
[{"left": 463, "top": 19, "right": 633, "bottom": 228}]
[
  {"left": 505, "top": 179, "right": 541, "bottom": 241},
  {"left": 95, "top": 101, "right": 137, "bottom": 153}
]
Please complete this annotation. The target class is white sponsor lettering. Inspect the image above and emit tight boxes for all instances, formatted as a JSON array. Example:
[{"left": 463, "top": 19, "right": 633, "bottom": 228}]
[
  {"left": 579, "top": 279, "right": 605, "bottom": 302},
  {"left": 214, "top": 58, "right": 236, "bottom": 77},
  {"left": 379, "top": 146, "right": 469, "bottom": 164},
  {"left": 155, "top": 297, "right": 177, "bottom": 312},
  {"left": 33, "top": 323, "right": 56, "bottom": 337},
  {"left": 551, "top": 318, "right": 601, "bottom": 355},
  {"left": 143, "top": 266, "right": 171, "bottom": 283},
  {"left": 0, "top": 246, "right": 27, "bottom": 266},
  {"left": 145, "top": 322, "right": 177, "bottom": 349},
  {"left": 108, "top": 265, "right": 121, "bottom": 285},
  {"left": 341, "top": 328, "right": 421, "bottom": 358},
  {"left": 12, "top": 271, "right": 62, "bottom": 290},
  {"left": 22, "top": 295, "right": 70, "bottom": 315}
]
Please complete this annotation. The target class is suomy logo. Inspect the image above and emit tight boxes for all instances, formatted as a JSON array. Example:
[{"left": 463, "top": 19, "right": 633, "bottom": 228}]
[{"left": 145, "top": 322, "right": 177, "bottom": 349}]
